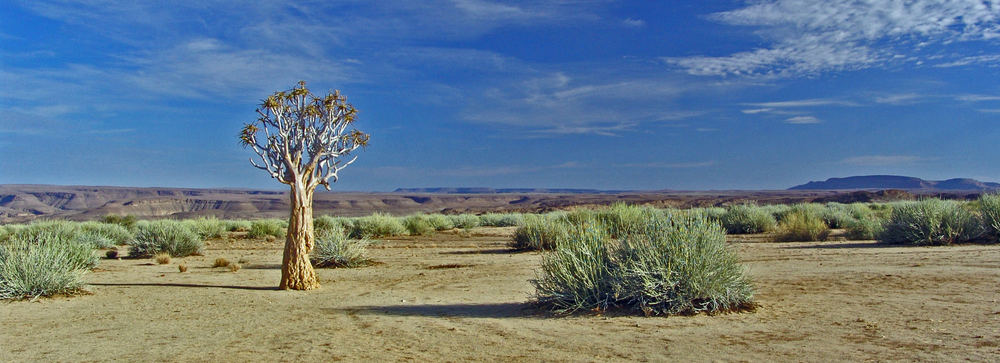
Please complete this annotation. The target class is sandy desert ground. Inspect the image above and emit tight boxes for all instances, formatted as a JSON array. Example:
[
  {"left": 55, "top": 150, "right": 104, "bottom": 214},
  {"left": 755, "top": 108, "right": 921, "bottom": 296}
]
[{"left": 2, "top": 227, "right": 998, "bottom": 362}]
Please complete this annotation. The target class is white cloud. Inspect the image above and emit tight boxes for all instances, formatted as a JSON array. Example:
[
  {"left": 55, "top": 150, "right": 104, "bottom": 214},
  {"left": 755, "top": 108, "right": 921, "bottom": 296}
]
[
  {"left": 840, "top": 155, "right": 928, "bottom": 166},
  {"left": 622, "top": 18, "right": 645, "bottom": 28},
  {"left": 875, "top": 93, "right": 926, "bottom": 105},
  {"left": 745, "top": 98, "right": 857, "bottom": 108},
  {"left": 741, "top": 108, "right": 774, "bottom": 114},
  {"left": 956, "top": 94, "right": 1000, "bottom": 102},
  {"left": 668, "top": 0, "right": 1000, "bottom": 77},
  {"left": 785, "top": 116, "right": 821, "bottom": 124},
  {"left": 933, "top": 54, "right": 1000, "bottom": 68},
  {"left": 620, "top": 161, "right": 715, "bottom": 169}
]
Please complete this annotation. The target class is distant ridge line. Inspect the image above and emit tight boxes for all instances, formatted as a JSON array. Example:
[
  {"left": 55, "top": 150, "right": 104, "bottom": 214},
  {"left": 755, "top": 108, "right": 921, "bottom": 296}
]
[{"left": 788, "top": 175, "right": 1000, "bottom": 191}]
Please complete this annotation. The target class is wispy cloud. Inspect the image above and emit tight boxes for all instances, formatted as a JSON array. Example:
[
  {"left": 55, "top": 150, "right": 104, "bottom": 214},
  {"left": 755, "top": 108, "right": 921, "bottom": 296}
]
[
  {"left": 744, "top": 98, "right": 858, "bottom": 108},
  {"left": 875, "top": 93, "right": 926, "bottom": 105},
  {"left": 619, "top": 161, "right": 716, "bottom": 169},
  {"left": 785, "top": 116, "right": 821, "bottom": 124},
  {"left": 666, "top": 0, "right": 1000, "bottom": 77},
  {"left": 840, "top": 155, "right": 929, "bottom": 166},
  {"left": 933, "top": 54, "right": 1000, "bottom": 68},
  {"left": 622, "top": 18, "right": 645, "bottom": 28},
  {"left": 956, "top": 94, "right": 1000, "bottom": 102}
]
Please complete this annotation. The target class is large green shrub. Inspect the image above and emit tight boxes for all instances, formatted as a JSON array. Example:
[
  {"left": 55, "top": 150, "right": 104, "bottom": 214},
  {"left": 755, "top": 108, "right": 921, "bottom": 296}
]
[
  {"left": 534, "top": 215, "right": 755, "bottom": 315},
  {"left": 78, "top": 221, "right": 133, "bottom": 246},
  {"left": 314, "top": 215, "right": 347, "bottom": 238},
  {"left": 223, "top": 219, "right": 252, "bottom": 232},
  {"left": 720, "top": 204, "right": 777, "bottom": 234},
  {"left": 248, "top": 219, "right": 286, "bottom": 239},
  {"left": 184, "top": 217, "right": 226, "bottom": 239},
  {"left": 130, "top": 221, "right": 203, "bottom": 257},
  {"left": 878, "top": 199, "right": 983, "bottom": 245},
  {"left": 775, "top": 208, "right": 830, "bottom": 242},
  {"left": 349, "top": 213, "right": 407, "bottom": 238},
  {"left": 510, "top": 214, "right": 569, "bottom": 251},
  {"left": 425, "top": 214, "right": 454, "bottom": 231},
  {"left": 101, "top": 214, "right": 137, "bottom": 229},
  {"left": 844, "top": 216, "right": 885, "bottom": 240},
  {"left": 0, "top": 233, "right": 97, "bottom": 300},
  {"left": 311, "top": 229, "right": 373, "bottom": 268}
]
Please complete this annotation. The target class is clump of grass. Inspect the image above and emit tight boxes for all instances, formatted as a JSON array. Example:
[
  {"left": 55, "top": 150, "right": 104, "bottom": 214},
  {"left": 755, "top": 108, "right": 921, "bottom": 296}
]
[
  {"left": 129, "top": 221, "right": 203, "bottom": 258},
  {"left": 0, "top": 233, "right": 96, "bottom": 300},
  {"left": 78, "top": 222, "right": 134, "bottom": 245},
  {"left": 425, "top": 214, "right": 454, "bottom": 231},
  {"left": 449, "top": 214, "right": 481, "bottom": 229},
  {"left": 178, "top": 264, "right": 188, "bottom": 273},
  {"left": 185, "top": 217, "right": 226, "bottom": 239},
  {"left": 311, "top": 229, "right": 374, "bottom": 268},
  {"left": 223, "top": 220, "right": 252, "bottom": 232},
  {"left": 228, "top": 264, "right": 241, "bottom": 272},
  {"left": 878, "top": 199, "right": 983, "bottom": 245},
  {"left": 348, "top": 213, "right": 407, "bottom": 238},
  {"left": 533, "top": 214, "right": 755, "bottom": 316},
  {"left": 510, "top": 214, "right": 570, "bottom": 251},
  {"left": 154, "top": 253, "right": 171, "bottom": 264},
  {"left": 592, "top": 203, "right": 663, "bottom": 238},
  {"left": 720, "top": 203, "right": 777, "bottom": 234},
  {"left": 101, "top": 214, "right": 137, "bottom": 229},
  {"left": 479, "top": 213, "right": 524, "bottom": 227},
  {"left": 212, "top": 257, "right": 230, "bottom": 268},
  {"left": 775, "top": 207, "right": 830, "bottom": 242},
  {"left": 403, "top": 215, "right": 436, "bottom": 236},
  {"left": 313, "top": 215, "right": 347, "bottom": 238},
  {"left": 844, "top": 217, "right": 885, "bottom": 240},
  {"left": 248, "top": 219, "right": 286, "bottom": 239},
  {"left": 977, "top": 193, "right": 1000, "bottom": 242},
  {"left": 105, "top": 249, "right": 119, "bottom": 259}
]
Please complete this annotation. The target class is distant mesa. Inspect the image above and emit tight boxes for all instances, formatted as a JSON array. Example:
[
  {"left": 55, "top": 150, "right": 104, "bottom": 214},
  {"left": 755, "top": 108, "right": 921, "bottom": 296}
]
[
  {"left": 392, "top": 187, "right": 625, "bottom": 194},
  {"left": 789, "top": 175, "right": 1000, "bottom": 191}
]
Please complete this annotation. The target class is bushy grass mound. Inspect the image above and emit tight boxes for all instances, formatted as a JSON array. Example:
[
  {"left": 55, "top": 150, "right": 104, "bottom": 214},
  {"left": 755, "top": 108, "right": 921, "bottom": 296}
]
[
  {"left": 844, "top": 217, "right": 885, "bottom": 240},
  {"left": 248, "top": 219, "right": 286, "bottom": 239},
  {"left": 425, "top": 214, "right": 454, "bottom": 231},
  {"left": 100, "top": 214, "right": 137, "bottom": 229},
  {"left": 184, "top": 217, "right": 226, "bottom": 239},
  {"left": 223, "top": 220, "right": 252, "bottom": 232},
  {"left": 349, "top": 212, "right": 407, "bottom": 238},
  {"left": 533, "top": 215, "right": 754, "bottom": 315},
  {"left": 510, "top": 214, "right": 569, "bottom": 251},
  {"left": 314, "top": 215, "right": 347, "bottom": 238},
  {"left": 720, "top": 204, "right": 776, "bottom": 234},
  {"left": 130, "top": 221, "right": 203, "bottom": 258},
  {"left": 1, "top": 232, "right": 97, "bottom": 300},
  {"left": 448, "top": 214, "right": 481, "bottom": 229},
  {"left": 977, "top": 193, "right": 1000, "bottom": 241},
  {"left": 78, "top": 222, "right": 134, "bottom": 246},
  {"left": 479, "top": 213, "right": 524, "bottom": 227},
  {"left": 403, "top": 215, "right": 436, "bottom": 236},
  {"left": 775, "top": 207, "right": 830, "bottom": 242},
  {"left": 878, "top": 199, "right": 983, "bottom": 245},
  {"left": 311, "top": 229, "right": 374, "bottom": 268}
]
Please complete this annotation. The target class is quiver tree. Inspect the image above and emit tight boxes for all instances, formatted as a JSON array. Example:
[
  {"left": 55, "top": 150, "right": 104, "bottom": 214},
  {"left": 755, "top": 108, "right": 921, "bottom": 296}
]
[{"left": 240, "top": 81, "right": 369, "bottom": 290}]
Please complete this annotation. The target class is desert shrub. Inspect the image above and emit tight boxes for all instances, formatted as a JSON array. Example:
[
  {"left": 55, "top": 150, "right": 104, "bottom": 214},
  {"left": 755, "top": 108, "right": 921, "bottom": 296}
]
[
  {"left": 878, "top": 199, "right": 983, "bottom": 245},
  {"left": 479, "top": 213, "right": 524, "bottom": 227},
  {"left": 223, "top": 220, "right": 252, "bottom": 232},
  {"left": 78, "top": 222, "right": 133, "bottom": 245},
  {"left": 0, "top": 233, "right": 97, "bottom": 299},
  {"left": 758, "top": 204, "right": 792, "bottom": 221},
  {"left": 775, "top": 208, "right": 830, "bottom": 242},
  {"left": 425, "top": 214, "right": 454, "bottom": 231},
  {"left": 687, "top": 207, "right": 726, "bottom": 222},
  {"left": 349, "top": 213, "right": 407, "bottom": 238},
  {"left": 720, "top": 204, "right": 776, "bottom": 234},
  {"left": 311, "top": 229, "right": 373, "bottom": 268},
  {"left": 844, "top": 216, "right": 885, "bottom": 240},
  {"left": 101, "top": 214, "right": 137, "bottom": 229},
  {"left": 185, "top": 217, "right": 226, "bottom": 239},
  {"left": 248, "top": 219, "right": 286, "bottom": 239},
  {"left": 562, "top": 208, "right": 597, "bottom": 227},
  {"left": 534, "top": 215, "right": 754, "bottom": 315},
  {"left": 155, "top": 253, "right": 171, "bottom": 264},
  {"left": 593, "top": 203, "right": 663, "bottom": 238},
  {"left": 130, "top": 221, "right": 203, "bottom": 258},
  {"left": 72, "top": 232, "right": 116, "bottom": 249},
  {"left": 314, "top": 215, "right": 347, "bottom": 238},
  {"left": 212, "top": 257, "right": 230, "bottom": 267},
  {"left": 403, "top": 215, "right": 436, "bottom": 236},
  {"left": 510, "top": 214, "right": 570, "bottom": 251},
  {"left": 977, "top": 193, "right": 1000, "bottom": 241},
  {"left": 448, "top": 214, "right": 481, "bottom": 229}
]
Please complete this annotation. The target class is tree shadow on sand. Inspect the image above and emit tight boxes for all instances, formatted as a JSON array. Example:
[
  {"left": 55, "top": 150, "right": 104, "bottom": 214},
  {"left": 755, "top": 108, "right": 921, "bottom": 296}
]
[
  {"left": 89, "top": 282, "right": 280, "bottom": 291},
  {"left": 327, "top": 302, "right": 546, "bottom": 319},
  {"left": 439, "top": 248, "right": 518, "bottom": 255}
]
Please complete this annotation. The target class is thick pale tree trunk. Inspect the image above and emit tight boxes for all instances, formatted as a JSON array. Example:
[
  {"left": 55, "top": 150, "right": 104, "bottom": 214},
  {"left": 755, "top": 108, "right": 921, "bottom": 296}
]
[{"left": 280, "top": 185, "right": 319, "bottom": 290}]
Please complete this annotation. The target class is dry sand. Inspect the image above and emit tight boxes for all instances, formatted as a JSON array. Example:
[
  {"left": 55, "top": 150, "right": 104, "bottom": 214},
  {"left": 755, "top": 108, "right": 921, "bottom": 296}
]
[{"left": 2, "top": 228, "right": 998, "bottom": 362}]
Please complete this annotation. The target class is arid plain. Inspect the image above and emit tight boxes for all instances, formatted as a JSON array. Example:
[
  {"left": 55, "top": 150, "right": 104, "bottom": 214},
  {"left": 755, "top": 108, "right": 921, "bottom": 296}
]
[{"left": 3, "top": 226, "right": 997, "bottom": 362}]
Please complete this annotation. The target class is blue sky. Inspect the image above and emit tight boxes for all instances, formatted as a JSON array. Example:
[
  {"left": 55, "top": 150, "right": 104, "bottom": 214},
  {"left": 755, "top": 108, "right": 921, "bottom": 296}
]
[{"left": 2, "top": 1, "right": 1000, "bottom": 191}]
